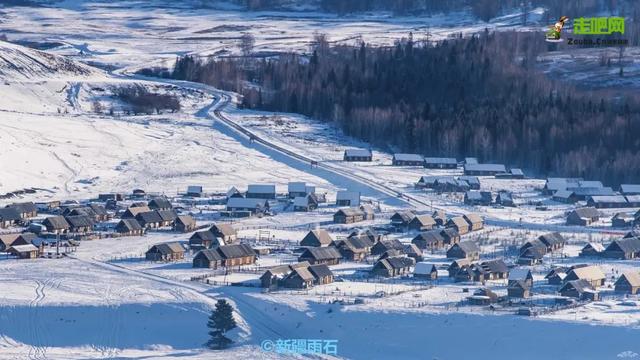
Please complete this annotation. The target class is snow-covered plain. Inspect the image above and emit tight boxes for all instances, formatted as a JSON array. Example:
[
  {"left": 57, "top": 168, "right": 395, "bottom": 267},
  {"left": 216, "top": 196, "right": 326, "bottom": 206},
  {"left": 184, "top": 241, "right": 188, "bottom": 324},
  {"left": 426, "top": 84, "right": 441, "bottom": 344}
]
[{"left": 1, "top": 1, "right": 640, "bottom": 359}]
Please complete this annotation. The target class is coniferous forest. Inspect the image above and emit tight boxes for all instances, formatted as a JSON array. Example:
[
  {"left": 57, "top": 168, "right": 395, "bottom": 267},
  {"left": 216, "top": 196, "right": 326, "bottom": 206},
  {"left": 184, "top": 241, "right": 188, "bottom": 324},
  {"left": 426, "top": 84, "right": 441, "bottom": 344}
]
[{"left": 168, "top": 31, "right": 640, "bottom": 185}]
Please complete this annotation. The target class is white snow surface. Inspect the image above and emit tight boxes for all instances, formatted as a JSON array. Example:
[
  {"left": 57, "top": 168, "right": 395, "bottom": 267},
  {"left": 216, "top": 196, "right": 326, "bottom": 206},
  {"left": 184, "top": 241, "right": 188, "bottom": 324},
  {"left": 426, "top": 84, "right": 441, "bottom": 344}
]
[{"left": 0, "top": 2, "right": 639, "bottom": 360}]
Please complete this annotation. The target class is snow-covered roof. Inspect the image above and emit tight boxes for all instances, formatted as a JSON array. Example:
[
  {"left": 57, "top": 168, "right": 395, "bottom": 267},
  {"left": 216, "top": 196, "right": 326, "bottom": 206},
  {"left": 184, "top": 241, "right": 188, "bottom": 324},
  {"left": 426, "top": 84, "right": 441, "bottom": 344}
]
[
  {"left": 336, "top": 191, "right": 360, "bottom": 204},
  {"left": 9, "top": 244, "right": 38, "bottom": 252},
  {"left": 288, "top": 182, "right": 306, "bottom": 192},
  {"left": 464, "top": 164, "right": 506, "bottom": 173},
  {"left": 621, "top": 184, "right": 640, "bottom": 194},
  {"left": 553, "top": 190, "right": 574, "bottom": 199},
  {"left": 578, "top": 180, "right": 603, "bottom": 188},
  {"left": 508, "top": 268, "right": 532, "bottom": 281},
  {"left": 625, "top": 195, "right": 640, "bottom": 203},
  {"left": 344, "top": 149, "right": 372, "bottom": 157},
  {"left": 227, "top": 197, "right": 268, "bottom": 208},
  {"left": 588, "top": 195, "right": 628, "bottom": 204},
  {"left": 247, "top": 184, "right": 276, "bottom": 194},
  {"left": 393, "top": 153, "right": 423, "bottom": 162},
  {"left": 414, "top": 262, "right": 436, "bottom": 275},
  {"left": 424, "top": 157, "right": 457, "bottom": 164}
]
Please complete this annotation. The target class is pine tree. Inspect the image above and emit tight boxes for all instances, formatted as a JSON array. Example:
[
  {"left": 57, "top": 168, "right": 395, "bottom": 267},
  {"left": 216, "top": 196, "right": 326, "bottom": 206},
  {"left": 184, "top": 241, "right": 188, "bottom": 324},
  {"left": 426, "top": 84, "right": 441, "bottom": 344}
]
[{"left": 205, "top": 299, "right": 237, "bottom": 350}]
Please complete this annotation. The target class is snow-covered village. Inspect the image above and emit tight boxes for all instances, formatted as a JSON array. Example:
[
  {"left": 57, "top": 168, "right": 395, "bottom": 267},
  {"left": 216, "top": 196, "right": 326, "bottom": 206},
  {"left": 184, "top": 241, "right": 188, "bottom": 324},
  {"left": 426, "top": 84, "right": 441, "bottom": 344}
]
[{"left": 1, "top": 1, "right": 640, "bottom": 359}]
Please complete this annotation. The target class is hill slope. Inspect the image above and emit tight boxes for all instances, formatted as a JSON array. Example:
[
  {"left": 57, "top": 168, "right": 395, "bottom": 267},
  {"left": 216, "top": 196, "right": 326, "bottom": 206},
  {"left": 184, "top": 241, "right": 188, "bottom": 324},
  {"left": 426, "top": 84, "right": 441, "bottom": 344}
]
[{"left": 0, "top": 40, "right": 100, "bottom": 81}]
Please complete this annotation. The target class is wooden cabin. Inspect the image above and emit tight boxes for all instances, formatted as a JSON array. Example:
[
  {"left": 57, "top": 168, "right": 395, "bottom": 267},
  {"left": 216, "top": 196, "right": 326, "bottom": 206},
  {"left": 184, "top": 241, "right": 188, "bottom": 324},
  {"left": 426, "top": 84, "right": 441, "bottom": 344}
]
[
  {"left": 414, "top": 263, "right": 438, "bottom": 280},
  {"left": 614, "top": 272, "right": 640, "bottom": 295},
  {"left": 446, "top": 216, "right": 470, "bottom": 235},
  {"left": 333, "top": 208, "right": 365, "bottom": 224},
  {"left": 217, "top": 244, "right": 257, "bottom": 267},
  {"left": 115, "top": 219, "right": 144, "bottom": 236},
  {"left": 8, "top": 244, "right": 39, "bottom": 259},
  {"left": 300, "top": 229, "right": 334, "bottom": 247},
  {"left": 145, "top": 242, "right": 184, "bottom": 262},
  {"left": 298, "top": 247, "right": 341, "bottom": 265},
  {"left": 371, "top": 256, "right": 415, "bottom": 277},
  {"left": 192, "top": 249, "right": 224, "bottom": 269},
  {"left": 343, "top": 149, "right": 372, "bottom": 162},
  {"left": 42, "top": 216, "right": 70, "bottom": 234},
  {"left": 446, "top": 241, "right": 480, "bottom": 260},
  {"left": 174, "top": 215, "right": 196, "bottom": 233}
]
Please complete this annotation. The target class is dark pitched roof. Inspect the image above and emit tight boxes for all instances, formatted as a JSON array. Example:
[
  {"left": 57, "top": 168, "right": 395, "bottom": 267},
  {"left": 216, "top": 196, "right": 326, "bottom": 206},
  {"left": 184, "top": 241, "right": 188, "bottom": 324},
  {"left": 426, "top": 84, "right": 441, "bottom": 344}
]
[
  {"left": 413, "top": 230, "right": 445, "bottom": 245},
  {"left": 391, "top": 211, "right": 415, "bottom": 224},
  {"left": 308, "top": 264, "right": 333, "bottom": 279},
  {"left": 302, "top": 229, "right": 334, "bottom": 246},
  {"left": 148, "top": 197, "right": 172, "bottom": 209},
  {"left": 65, "top": 215, "right": 94, "bottom": 228},
  {"left": 156, "top": 209, "right": 178, "bottom": 222},
  {"left": 606, "top": 237, "right": 640, "bottom": 254},
  {"left": 377, "top": 239, "right": 405, "bottom": 251},
  {"left": 65, "top": 206, "right": 96, "bottom": 218},
  {"left": 150, "top": 242, "right": 184, "bottom": 255},
  {"left": 334, "top": 208, "right": 365, "bottom": 217},
  {"left": 385, "top": 256, "right": 415, "bottom": 269},
  {"left": 521, "top": 246, "right": 546, "bottom": 259},
  {"left": 508, "top": 280, "right": 530, "bottom": 290},
  {"left": 190, "top": 230, "right": 217, "bottom": 242},
  {"left": 287, "top": 266, "right": 315, "bottom": 282},
  {"left": 196, "top": 248, "right": 224, "bottom": 261},
  {"left": 7, "top": 202, "right": 37, "bottom": 214},
  {"left": 216, "top": 244, "right": 255, "bottom": 259},
  {"left": 480, "top": 259, "right": 508, "bottom": 273},
  {"left": 409, "top": 215, "right": 436, "bottom": 227},
  {"left": 454, "top": 241, "right": 481, "bottom": 253},
  {"left": 538, "top": 232, "right": 566, "bottom": 247},
  {"left": 339, "top": 237, "right": 371, "bottom": 251},
  {"left": 176, "top": 215, "right": 196, "bottom": 227},
  {"left": 118, "top": 218, "right": 143, "bottom": 231},
  {"left": 210, "top": 223, "right": 236, "bottom": 237},
  {"left": 44, "top": 216, "right": 69, "bottom": 229},
  {"left": 88, "top": 203, "right": 108, "bottom": 216},
  {"left": 0, "top": 207, "right": 21, "bottom": 221},
  {"left": 301, "top": 246, "right": 341, "bottom": 260},
  {"left": 403, "top": 244, "right": 423, "bottom": 256},
  {"left": 136, "top": 211, "right": 163, "bottom": 223},
  {"left": 440, "top": 228, "right": 459, "bottom": 239}
]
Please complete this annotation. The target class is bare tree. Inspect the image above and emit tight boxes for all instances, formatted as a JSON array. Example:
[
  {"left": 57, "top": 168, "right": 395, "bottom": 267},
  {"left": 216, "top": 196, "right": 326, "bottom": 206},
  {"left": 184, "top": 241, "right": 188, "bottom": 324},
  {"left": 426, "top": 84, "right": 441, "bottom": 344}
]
[
  {"left": 311, "top": 32, "right": 329, "bottom": 55},
  {"left": 92, "top": 100, "right": 103, "bottom": 114},
  {"left": 239, "top": 33, "right": 255, "bottom": 57}
]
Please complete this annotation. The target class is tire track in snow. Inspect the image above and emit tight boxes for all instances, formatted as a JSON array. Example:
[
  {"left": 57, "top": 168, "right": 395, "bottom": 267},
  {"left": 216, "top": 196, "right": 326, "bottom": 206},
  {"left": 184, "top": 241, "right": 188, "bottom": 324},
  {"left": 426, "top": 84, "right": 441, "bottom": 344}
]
[{"left": 28, "top": 279, "right": 48, "bottom": 360}]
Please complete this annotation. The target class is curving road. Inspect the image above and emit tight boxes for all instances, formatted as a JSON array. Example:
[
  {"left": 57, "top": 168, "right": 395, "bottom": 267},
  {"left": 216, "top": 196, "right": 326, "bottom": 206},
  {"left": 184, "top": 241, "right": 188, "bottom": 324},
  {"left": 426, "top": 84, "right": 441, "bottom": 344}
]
[{"left": 125, "top": 74, "right": 625, "bottom": 236}]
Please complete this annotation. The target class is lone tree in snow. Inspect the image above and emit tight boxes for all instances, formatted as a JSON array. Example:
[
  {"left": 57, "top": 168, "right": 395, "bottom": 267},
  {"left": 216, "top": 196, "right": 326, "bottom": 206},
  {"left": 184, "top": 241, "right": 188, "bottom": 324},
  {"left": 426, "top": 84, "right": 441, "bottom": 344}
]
[{"left": 206, "top": 299, "right": 237, "bottom": 350}]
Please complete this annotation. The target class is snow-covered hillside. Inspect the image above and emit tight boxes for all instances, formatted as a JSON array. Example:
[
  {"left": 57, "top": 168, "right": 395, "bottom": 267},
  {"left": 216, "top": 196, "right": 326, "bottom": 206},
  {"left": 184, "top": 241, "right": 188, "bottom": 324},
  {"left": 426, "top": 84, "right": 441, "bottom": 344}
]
[
  {"left": 1, "top": 2, "right": 640, "bottom": 360},
  {"left": 0, "top": 40, "right": 100, "bottom": 81}
]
